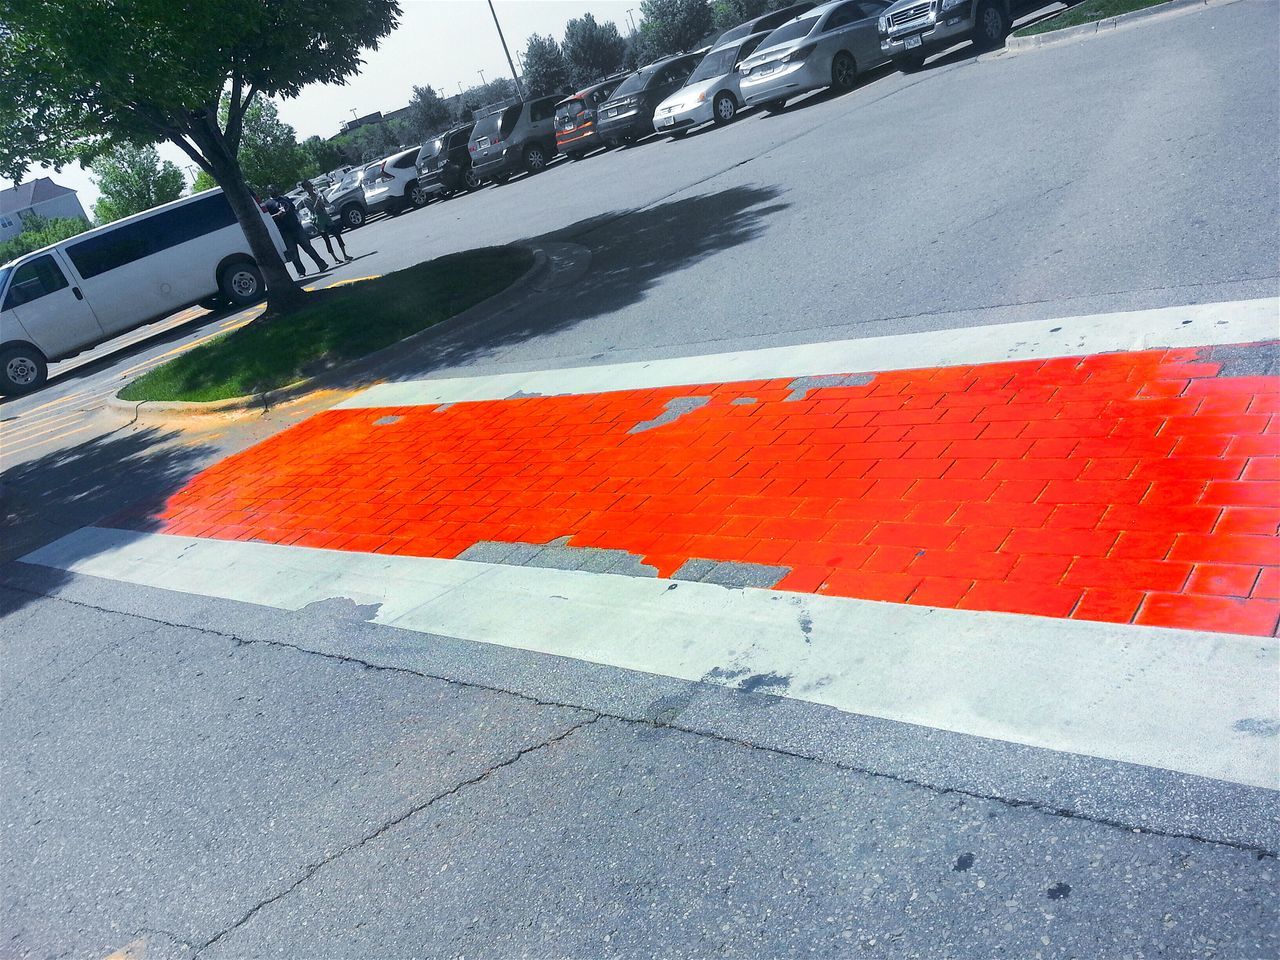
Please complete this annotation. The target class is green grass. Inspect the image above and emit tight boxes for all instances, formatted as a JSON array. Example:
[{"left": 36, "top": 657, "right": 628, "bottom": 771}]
[
  {"left": 119, "top": 247, "right": 533, "bottom": 403},
  {"left": 1013, "top": 0, "right": 1171, "bottom": 35}
]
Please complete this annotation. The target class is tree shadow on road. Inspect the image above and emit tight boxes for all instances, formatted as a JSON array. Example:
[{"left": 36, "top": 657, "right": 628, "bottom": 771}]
[
  {"left": 0, "top": 426, "right": 217, "bottom": 618},
  {"left": 365, "top": 182, "right": 790, "bottom": 382}
]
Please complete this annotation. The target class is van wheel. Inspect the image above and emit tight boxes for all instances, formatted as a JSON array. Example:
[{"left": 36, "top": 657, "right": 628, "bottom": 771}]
[
  {"left": 523, "top": 144, "right": 548, "bottom": 174},
  {"left": 0, "top": 344, "right": 48, "bottom": 395},
  {"left": 218, "top": 261, "right": 264, "bottom": 306},
  {"left": 463, "top": 167, "right": 482, "bottom": 190},
  {"left": 831, "top": 51, "right": 858, "bottom": 91},
  {"left": 712, "top": 92, "right": 737, "bottom": 125},
  {"left": 342, "top": 204, "right": 365, "bottom": 228}
]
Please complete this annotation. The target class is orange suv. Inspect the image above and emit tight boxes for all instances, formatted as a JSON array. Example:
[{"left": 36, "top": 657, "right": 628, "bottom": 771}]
[{"left": 554, "top": 74, "right": 629, "bottom": 160}]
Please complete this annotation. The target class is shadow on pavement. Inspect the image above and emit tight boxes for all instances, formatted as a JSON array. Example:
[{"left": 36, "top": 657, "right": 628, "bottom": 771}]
[
  {"left": 0, "top": 426, "right": 217, "bottom": 617},
  {"left": 368, "top": 183, "right": 790, "bottom": 381}
]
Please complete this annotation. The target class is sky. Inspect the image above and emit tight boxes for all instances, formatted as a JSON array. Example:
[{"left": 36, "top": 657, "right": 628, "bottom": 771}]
[{"left": 2, "top": 0, "right": 638, "bottom": 215}]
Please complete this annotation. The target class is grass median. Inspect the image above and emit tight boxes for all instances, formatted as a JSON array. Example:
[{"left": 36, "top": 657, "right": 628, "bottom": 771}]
[
  {"left": 1013, "top": 0, "right": 1174, "bottom": 35},
  {"left": 119, "top": 246, "right": 533, "bottom": 404}
]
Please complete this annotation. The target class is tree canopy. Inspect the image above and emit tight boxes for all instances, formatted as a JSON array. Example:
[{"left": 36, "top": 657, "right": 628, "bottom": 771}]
[
  {"left": 229, "top": 98, "right": 315, "bottom": 192},
  {"left": 638, "top": 0, "right": 715, "bottom": 56},
  {"left": 0, "top": 214, "right": 89, "bottom": 264},
  {"left": 562, "top": 13, "right": 629, "bottom": 88},
  {"left": 0, "top": 0, "right": 401, "bottom": 310},
  {"left": 403, "top": 85, "right": 453, "bottom": 142},
  {"left": 522, "top": 34, "right": 571, "bottom": 98},
  {"left": 90, "top": 144, "right": 187, "bottom": 224}
]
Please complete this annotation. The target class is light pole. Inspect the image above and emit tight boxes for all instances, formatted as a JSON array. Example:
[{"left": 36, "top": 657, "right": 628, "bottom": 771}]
[
  {"left": 477, "top": 68, "right": 486, "bottom": 88},
  {"left": 485, "top": 0, "right": 527, "bottom": 99},
  {"left": 626, "top": 8, "right": 637, "bottom": 34}
]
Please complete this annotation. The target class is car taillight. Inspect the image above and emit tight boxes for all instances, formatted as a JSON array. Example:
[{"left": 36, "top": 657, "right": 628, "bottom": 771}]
[
  {"left": 469, "top": 143, "right": 476, "bottom": 152},
  {"left": 783, "top": 43, "right": 817, "bottom": 63}
]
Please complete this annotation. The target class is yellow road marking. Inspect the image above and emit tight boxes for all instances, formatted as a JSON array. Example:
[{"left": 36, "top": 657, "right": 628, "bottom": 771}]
[
  {"left": 3, "top": 420, "right": 99, "bottom": 457},
  {"left": 2, "top": 408, "right": 90, "bottom": 443}
]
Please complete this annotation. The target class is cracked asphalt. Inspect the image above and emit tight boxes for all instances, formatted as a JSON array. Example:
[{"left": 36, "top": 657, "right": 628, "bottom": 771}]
[
  {"left": 2, "top": 580, "right": 1278, "bottom": 959},
  {"left": 2, "top": 2, "right": 1279, "bottom": 956}
]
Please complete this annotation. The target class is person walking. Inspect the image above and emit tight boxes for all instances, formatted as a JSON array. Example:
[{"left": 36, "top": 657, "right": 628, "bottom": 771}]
[
  {"left": 264, "top": 185, "right": 328, "bottom": 277},
  {"left": 301, "top": 180, "right": 352, "bottom": 264}
]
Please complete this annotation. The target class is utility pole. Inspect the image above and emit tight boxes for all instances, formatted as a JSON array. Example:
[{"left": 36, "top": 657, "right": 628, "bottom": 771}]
[
  {"left": 477, "top": 68, "right": 487, "bottom": 88},
  {"left": 485, "top": 0, "right": 527, "bottom": 99},
  {"left": 626, "top": 8, "right": 637, "bottom": 34}
]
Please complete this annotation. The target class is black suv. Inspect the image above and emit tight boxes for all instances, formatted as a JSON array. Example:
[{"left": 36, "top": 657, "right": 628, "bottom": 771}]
[
  {"left": 595, "top": 54, "right": 702, "bottom": 147},
  {"left": 418, "top": 123, "right": 479, "bottom": 198},
  {"left": 554, "top": 74, "right": 629, "bottom": 159},
  {"left": 468, "top": 96, "right": 563, "bottom": 184}
]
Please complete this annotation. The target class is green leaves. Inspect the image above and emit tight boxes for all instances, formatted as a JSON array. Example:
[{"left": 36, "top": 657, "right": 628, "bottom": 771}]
[{"left": 90, "top": 144, "right": 186, "bottom": 224}]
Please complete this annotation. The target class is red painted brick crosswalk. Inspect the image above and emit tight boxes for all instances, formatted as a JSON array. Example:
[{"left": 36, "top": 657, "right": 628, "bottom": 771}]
[{"left": 134, "top": 343, "right": 1280, "bottom": 636}]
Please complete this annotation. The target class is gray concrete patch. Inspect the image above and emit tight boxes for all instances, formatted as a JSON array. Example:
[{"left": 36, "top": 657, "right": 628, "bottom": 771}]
[
  {"left": 1207, "top": 341, "right": 1280, "bottom": 378},
  {"left": 628, "top": 396, "right": 710, "bottom": 433},
  {"left": 372, "top": 415, "right": 401, "bottom": 426},
  {"left": 785, "top": 373, "right": 875, "bottom": 402},
  {"left": 731, "top": 397, "right": 758, "bottom": 405},
  {"left": 674, "top": 558, "right": 790, "bottom": 589},
  {"left": 459, "top": 540, "right": 659, "bottom": 577}
]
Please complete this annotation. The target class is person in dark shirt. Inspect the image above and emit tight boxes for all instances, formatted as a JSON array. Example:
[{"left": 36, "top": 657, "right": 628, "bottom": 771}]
[{"left": 265, "top": 186, "right": 327, "bottom": 277}]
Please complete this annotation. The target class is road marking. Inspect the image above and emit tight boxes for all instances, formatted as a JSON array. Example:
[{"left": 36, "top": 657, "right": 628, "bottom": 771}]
[
  {"left": 4, "top": 421, "right": 100, "bottom": 457},
  {"left": 1, "top": 408, "right": 89, "bottom": 443},
  {"left": 22, "top": 525, "right": 1279, "bottom": 790},
  {"left": 337, "top": 297, "right": 1280, "bottom": 409}
]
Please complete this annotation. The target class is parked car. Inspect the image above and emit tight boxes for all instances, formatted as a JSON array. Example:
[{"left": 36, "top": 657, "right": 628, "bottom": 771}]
[
  {"left": 738, "top": 0, "right": 893, "bottom": 111},
  {"left": 468, "top": 96, "right": 563, "bottom": 184},
  {"left": 653, "top": 32, "right": 771, "bottom": 136},
  {"left": 324, "top": 168, "right": 370, "bottom": 229},
  {"left": 554, "top": 74, "right": 630, "bottom": 159},
  {"left": 363, "top": 146, "right": 430, "bottom": 215},
  {"left": 0, "top": 189, "right": 286, "bottom": 394},
  {"left": 417, "top": 123, "right": 481, "bottom": 198},
  {"left": 595, "top": 54, "right": 702, "bottom": 147},
  {"left": 715, "top": 1, "right": 817, "bottom": 44},
  {"left": 877, "top": 0, "right": 1012, "bottom": 70}
]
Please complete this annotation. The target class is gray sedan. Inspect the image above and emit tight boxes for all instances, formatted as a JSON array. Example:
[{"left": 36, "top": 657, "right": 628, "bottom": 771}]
[{"left": 738, "top": 0, "right": 893, "bottom": 111}]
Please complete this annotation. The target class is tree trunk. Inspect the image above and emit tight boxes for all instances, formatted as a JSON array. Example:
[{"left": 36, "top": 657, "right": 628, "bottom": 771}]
[{"left": 172, "top": 121, "right": 304, "bottom": 314}]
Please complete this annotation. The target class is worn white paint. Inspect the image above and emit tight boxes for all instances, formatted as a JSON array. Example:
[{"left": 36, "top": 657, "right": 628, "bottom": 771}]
[
  {"left": 337, "top": 297, "right": 1280, "bottom": 408},
  {"left": 23, "top": 527, "right": 1280, "bottom": 790}
]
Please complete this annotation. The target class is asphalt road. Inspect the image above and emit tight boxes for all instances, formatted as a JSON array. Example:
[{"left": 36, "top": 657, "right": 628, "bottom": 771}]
[{"left": 2, "top": 2, "right": 1278, "bottom": 957}]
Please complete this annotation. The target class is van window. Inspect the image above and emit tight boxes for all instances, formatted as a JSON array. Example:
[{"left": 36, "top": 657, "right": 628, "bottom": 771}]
[
  {"left": 3, "top": 255, "right": 69, "bottom": 310},
  {"left": 530, "top": 98, "right": 558, "bottom": 122},
  {"left": 66, "top": 193, "right": 239, "bottom": 280}
]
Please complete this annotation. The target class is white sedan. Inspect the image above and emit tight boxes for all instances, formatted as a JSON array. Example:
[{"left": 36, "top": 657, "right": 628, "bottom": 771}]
[{"left": 653, "top": 31, "right": 771, "bottom": 137}]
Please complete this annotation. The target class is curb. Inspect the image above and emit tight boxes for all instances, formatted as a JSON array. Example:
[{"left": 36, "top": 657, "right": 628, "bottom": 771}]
[
  {"left": 1003, "top": 0, "right": 1237, "bottom": 53},
  {"left": 107, "top": 243, "right": 556, "bottom": 424}
]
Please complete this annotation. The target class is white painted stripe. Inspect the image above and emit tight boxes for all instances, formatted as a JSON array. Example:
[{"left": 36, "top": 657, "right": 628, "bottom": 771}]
[
  {"left": 22, "top": 527, "right": 1279, "bottom": 790},
  {"left": 337, "top": 297, "right": 1280, "bottom": 408}
]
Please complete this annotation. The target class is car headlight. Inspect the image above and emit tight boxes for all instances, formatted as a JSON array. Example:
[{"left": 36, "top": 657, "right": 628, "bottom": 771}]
[
  {"left": 941, "top": 0, "right": 967, "bottom": 12},
  {"left": 878, "top": 14, "right": 889, "bottom": 31}
]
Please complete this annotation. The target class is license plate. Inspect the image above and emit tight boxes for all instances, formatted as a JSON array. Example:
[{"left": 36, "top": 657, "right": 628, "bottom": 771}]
[
  {"left": 476, "top": 137, "right": 489, "bottom": 149},
  {"left": 660, "top": 117, "right": 673, "bottom": 127},
  {"left": 904, "top": 34, "right": 923, "bottom": 49},
  {"left": 605, "top": 109, "right": 617, "bottom": 118}
]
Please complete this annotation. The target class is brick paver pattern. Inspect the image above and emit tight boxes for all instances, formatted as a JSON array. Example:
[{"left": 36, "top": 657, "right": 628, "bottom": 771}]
[{"left": 144, "top": 344, "right": 1280, "bottom": 636}]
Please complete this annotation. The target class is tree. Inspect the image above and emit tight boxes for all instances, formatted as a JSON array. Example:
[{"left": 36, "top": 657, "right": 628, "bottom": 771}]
[
  {"left": 710, "top": 0, "right": 774, "bottom": 31},
  {"left": 0, "top": 214, "right": 89, "bottom": 264},
  {"left": 403, "top": 85, "right": 452, "bottom": 142},
  {"left": 454, "top": 77, "right": 519, "bottom": 122},
  {"left": 301, "top": 136, "right": 348, "bottom": 178},
  {"left": 0, "top": 0, "right": 400, "bottom": 312},
  {"left": 521, "top": 34, "right": 570, "bottom": 98},
  {"left": 90, "top": 143, "right": 186, "bottom": 224},
  {"left": 231, "top": 98, "right": 316, "bottom": 195},
  {"left": 638, "top": 0, "right": 715, "bottom": 56},
  {"left": 332, "top": 122, "right": 403, "bottom": 165},
  {"left": 192, "top": 170, "right": 218, "bottom": 193},
  {"left": 562, "top": 13, "right": 629, "bottom": 88}
]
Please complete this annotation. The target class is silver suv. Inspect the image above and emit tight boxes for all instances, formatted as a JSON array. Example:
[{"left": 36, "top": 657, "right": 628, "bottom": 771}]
[
  {"left": 877, "top": 0, "right": 1011, "bottom": 70},
  {"left": 468, "top": 96, "right": 563, "bottom": 185}
]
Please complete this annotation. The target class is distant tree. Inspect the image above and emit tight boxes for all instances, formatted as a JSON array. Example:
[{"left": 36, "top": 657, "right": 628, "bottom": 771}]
[
  {"left": 192, "top": 170, "right": 218, "bottom": 193},
  {"left": 455, "top": 77, "right": 519, "bottom": 121},
  {"left": 232, "top": 98, "right": 317, "bottom": 193},
  {"left": 0, "top": 214, "right": 89, "bottom": 263},
  {"left": 639, "top": 0, "right": 715, "bottom": 55},
  {"left": 562, "top": 13, "right": 629, "bottom": 87},
  {"left": 90, "top": 143, "right": 186, "bottom": 223},
  {"left": 403, "top": 84, "right": 452, "bottom": 142},
  {"left": 710, "top": 0, "right": 774, "bottom": 30},
  {"left": 0, "top": 0, "right": 401, "bottom": 313},
  {"left": 301, "top": 135, "right": 348, "bottom": 176},
  {"left": 333, "top": 122, "right": 403, "bottom": 165},
  {"left": 521, "top": 34, "right": 571, "bottom": 97}
]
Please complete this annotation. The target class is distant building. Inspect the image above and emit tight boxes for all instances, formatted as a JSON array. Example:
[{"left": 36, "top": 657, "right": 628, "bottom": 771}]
[{"left": 0, "top": 177, "right": 89, "bottom": 241}]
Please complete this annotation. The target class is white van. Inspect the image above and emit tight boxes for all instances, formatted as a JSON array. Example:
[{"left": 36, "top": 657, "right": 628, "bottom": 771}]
[{"left": 0, "top": 189, "right": 285, "bottom": 395}]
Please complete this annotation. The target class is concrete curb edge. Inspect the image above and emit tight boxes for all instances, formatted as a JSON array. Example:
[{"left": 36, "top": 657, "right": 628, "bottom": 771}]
[
  {"left": 105, "top": 243, "right": 551, "bottom": 423},
  {"left": 1003, "top": 0, "right": 1235, "bottom": 53}
]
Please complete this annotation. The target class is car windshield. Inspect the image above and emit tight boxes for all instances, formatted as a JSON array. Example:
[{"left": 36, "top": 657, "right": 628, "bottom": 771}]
[
  {"left": 557, "top": 99, "right": 585, "bottom": 119},
  {"left": 611, "top": 69, "right": 651, "bottom": 98},
  {"left": 0, "top": 264, "right": 11, "bottom": 298},
  {"left": 759, "top": 12, "right": 818, "bottom": 47},
  {"left": 689, "top": 46, "right": 740, "bottom": 83},
  {"left": 717, "top": 23, "right": 752, "bottom": 44}
]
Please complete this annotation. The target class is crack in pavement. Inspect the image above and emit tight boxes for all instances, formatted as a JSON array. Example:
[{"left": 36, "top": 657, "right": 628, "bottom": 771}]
[
  {"left": 192, "top": 715, "right": 600, "bottom": 956},
  {"left": 5, "top": 582, "right": 1276, "bottom": 864}
]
